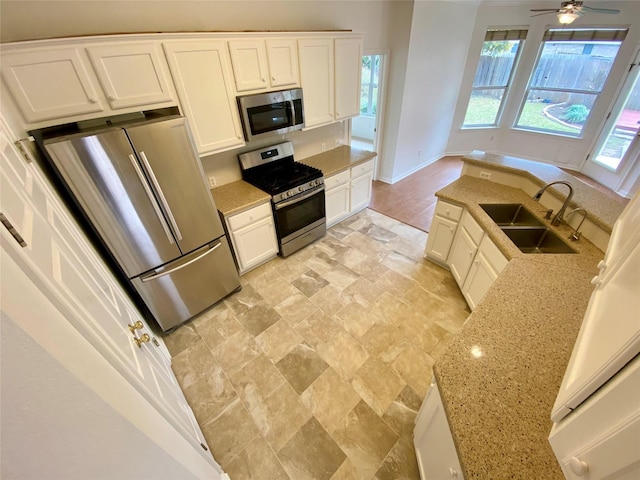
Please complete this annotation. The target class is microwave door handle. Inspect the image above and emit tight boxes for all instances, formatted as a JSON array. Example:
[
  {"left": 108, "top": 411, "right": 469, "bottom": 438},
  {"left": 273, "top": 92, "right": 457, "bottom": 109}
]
[
  {"left": 288, "top": 100, "right": 296, "bottom": 126},
  {"left": 138, "top": 151, "right": 183, "bottom": 241},
  {"left": 127, "top": 154, "right": 175, "bottom": 244}
]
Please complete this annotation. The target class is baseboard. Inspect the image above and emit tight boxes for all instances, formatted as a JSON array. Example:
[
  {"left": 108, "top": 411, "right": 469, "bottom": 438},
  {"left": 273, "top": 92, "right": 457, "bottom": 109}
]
[{"left": 380, "top": 154, "right": 442, "bottom": 184}]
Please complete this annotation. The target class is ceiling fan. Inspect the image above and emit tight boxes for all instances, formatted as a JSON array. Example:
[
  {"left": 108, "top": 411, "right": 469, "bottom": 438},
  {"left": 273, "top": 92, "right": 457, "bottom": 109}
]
[{"left": 530, "top": 1, "right": 621, "bottom": 24}]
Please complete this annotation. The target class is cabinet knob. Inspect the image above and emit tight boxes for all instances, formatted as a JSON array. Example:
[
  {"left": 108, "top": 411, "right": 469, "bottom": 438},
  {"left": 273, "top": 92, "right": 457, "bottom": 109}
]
[
  {"left": 88, "top": 97, "right": 98, "bottom": 104},
  {"left": 272, "top": 76, "right": 276, "bottom": 81},
  {"left": 568, "top": 456, "right": 589, "bottom": 476},
  {"left": 108, "top": 94, "right": 116, "bottom": 101},
  {"left": 449, "top": 467, "right": 458, "bottom": 477},
  {"left": 596, "top": 260, "right": 607, "bottom": 271},
  {"left": 261, "top": 78, "right": 266, "bottom": 83},
  {"left": 590, "top": 275, "right": 602, "bottom": 286}
]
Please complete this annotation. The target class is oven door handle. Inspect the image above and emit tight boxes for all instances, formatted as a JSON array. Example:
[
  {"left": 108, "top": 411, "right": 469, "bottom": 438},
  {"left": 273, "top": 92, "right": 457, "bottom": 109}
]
[{"left": 275, "top": 185, "right": 324, "bottom": 210}]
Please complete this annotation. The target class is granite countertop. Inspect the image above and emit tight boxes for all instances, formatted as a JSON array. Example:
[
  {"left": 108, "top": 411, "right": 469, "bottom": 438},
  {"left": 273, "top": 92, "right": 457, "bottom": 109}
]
[
  {"left": 464, "top": 150, "right": 627, "bottom": 233},
  {"left": 210, "top": 180, "right": 270, "bottom": 216},
  {"left": 302, "top": 145, "right": 377, "bottom": 176},
  {"left": 432, "top": 176, "right": 605, "bottom": 479}
]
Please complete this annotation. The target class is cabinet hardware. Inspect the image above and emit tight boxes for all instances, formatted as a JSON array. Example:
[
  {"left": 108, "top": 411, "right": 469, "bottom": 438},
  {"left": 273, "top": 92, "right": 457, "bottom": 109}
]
[{"left": 0, "top": 213, "right": 27, "bottom": 247}]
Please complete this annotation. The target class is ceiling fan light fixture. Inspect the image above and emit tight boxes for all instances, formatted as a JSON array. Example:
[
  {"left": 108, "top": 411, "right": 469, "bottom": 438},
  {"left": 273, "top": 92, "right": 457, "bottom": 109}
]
[{"left": 558, "top": 12, "right": 580, "bottom": 24}]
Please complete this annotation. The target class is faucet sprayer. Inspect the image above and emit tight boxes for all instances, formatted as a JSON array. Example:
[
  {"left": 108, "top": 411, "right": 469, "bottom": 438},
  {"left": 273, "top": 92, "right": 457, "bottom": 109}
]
[{"left": 532, "top": 181, "right": 574, "bottom": 226}]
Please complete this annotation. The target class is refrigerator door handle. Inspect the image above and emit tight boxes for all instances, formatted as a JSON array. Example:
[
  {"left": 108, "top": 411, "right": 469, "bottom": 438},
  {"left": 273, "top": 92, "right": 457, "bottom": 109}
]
[
  {"left": 127, "top": 154, "right": 175, "bottom": 245},
  {"left": 138, "top": 150, "right": 183, "bottom": 241},
  {"left": 140, "top": 241, "right": 222, "bottom": 282}
]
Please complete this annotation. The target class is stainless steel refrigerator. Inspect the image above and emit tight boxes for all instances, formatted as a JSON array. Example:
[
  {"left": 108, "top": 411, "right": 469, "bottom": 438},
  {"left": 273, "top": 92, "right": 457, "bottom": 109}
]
[{"left": 39, "top": 114, "right": 240, "bottom": 331}]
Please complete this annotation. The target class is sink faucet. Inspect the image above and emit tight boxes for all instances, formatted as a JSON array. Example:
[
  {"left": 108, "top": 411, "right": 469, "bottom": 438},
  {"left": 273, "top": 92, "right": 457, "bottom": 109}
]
[
  {"left": 532, "top": 181, "right": 574, "bottom": 226},
  {"left": 564, "top": 208, "right": 588, "bottom": 241}
]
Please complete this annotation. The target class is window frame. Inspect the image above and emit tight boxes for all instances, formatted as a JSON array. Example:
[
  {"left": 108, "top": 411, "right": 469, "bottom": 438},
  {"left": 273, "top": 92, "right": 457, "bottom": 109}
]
[
  {"left": 462, "top": 28, "right": 528, "bottom": 129},
  {"left": 513, "top": 27, "right": 628, "bottom": 138}
]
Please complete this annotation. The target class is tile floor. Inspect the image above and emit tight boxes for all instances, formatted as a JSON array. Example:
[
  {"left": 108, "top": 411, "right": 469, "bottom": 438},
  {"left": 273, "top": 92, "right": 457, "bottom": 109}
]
[{"left": 165, "top": 209, "right": 470, "bottom": 480}]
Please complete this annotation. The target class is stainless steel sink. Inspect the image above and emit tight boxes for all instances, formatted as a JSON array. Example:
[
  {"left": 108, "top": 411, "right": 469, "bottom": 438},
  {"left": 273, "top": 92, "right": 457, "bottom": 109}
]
[
  {"left": 480, "top": 203, "right": 545, "bottom": 227},
  {"left": 501, "top": 226, "right": 576, "bottom": 254},
  {"left": 479, "top": 204, "right": 576, "bottom": 254}
]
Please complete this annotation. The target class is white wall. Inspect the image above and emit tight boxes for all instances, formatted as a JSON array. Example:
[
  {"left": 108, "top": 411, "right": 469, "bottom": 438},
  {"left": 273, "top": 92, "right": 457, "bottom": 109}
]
[{"left": 446, "top": 1, "right": 640, "bottom": 170}]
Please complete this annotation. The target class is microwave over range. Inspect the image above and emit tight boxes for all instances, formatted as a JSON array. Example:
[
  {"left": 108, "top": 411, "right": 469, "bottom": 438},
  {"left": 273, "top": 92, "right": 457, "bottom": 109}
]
[{"left": 237, "top": 88, "right": 305, "bottom": 142}]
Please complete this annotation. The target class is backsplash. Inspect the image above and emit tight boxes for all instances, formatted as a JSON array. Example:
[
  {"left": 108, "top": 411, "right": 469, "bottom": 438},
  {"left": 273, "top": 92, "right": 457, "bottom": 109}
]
[{"left": 201, "top": 121, "right": 348, "bottom": 186}]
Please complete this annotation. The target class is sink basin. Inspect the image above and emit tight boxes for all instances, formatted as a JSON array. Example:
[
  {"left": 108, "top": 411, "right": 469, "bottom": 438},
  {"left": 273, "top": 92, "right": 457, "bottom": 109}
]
[
  {"left": 480, "top": 204, "right": 545, "bottom": 227},
  {"left": 501, "top": 227, "right": 576, "bottom": 254}
]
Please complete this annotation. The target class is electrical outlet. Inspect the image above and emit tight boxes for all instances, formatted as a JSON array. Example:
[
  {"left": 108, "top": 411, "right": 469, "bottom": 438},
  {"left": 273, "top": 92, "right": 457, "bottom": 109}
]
[
  {"left": 480, "top": 171, "right": 491, "bottom": 180},
  {"left": 208, "top": 176, "right": 217, "bottom": 188},
  {"left": 321, "top": 143, "right": 326, "bottom": 152}
]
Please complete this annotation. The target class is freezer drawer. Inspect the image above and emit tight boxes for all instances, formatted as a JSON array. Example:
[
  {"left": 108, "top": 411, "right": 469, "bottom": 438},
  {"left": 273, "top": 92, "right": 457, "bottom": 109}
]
[{"left": 131, "top": 237, "right": 240, "bottom": 331}]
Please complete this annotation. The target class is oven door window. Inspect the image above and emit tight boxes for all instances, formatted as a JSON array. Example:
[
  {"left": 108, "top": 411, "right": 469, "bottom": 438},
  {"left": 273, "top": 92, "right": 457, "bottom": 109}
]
[
  {"left": 274, "top": 188, "right": 325, "bottom": 242},
  {"left": 247, "top": 102, "right": 292, "bottom": 136}
]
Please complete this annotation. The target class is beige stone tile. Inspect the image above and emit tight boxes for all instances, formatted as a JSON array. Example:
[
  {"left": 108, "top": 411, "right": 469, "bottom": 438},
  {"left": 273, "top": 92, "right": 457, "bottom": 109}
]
[
  {"left": 182, "top": 359, "right": 237, "bottom": 424},
  {"left": 359, "top": 323, "right": 407, "bottom": 363},
  {"left": 247, "top": 382, "right": 312, "bottom": 452},
  {"left": 341, "top": 275, "right": 388, "bottom": 308},
  {"left": 315, "top": 235, "right": 351, "bottom": 258},
  {"left": 255, "top": 319, "right": 304, "bottom": 362},
  {"left": 257, "top": 276, "right": 302, "bottom": 307},
  {"left": 291, "top": 269, "right": 330, "bottom": 297},
  {"left": 224, "top": 284, "right": 265, "bottom": 316},
  {"left": 274, "top": 292, "right": 319, "bottom": 325},
  {"left": 225, "top": 435, "right": 290, "bottom": 480},
  {"left": 294, "top": 314, "right": 345, "bottom": 350},
  {"left": 310, "top": 284, "right": 352, "bottom": 316},
  {"left": 334, "top": 301, "right": 381, "bottom": 338},
  {"left": 236, "top": 304, "right": 281, "bottom": 336},
  {"left": 230, "top": 354, "right": 285, "bottom": 413},
  {"left": 381, "top": 250, "right": 421, "bottom": 278},
  {"left": 391, "top": 344, "right": 435, "bottom": 397},
  {"left": 171, "top": 340, "right": 219, "bottom": 389},
  {"left": 322, "top": 264, "right": 360, "bottom": 291},
  {"left": 332, "top": 401, "right": 399, "bottom": 478},
  {"left": 163, "top": 322, "right": 200, "bottom": 356},
  {"left": 201, "top": 399, "right": 260, "bottom": 468},
  {"left": 193, "top": 304, "right": 243, "bottom": 350},
  {"left": 375, "top": 438, "right": 421, "bottom": 480},
  {"left": 373, "top": 292, "right": 413, "bottom": 326},
  {"left": 332, "top": 245, "right": 369, "bottom": 269},
  {"left": 212, "top": 329, "right": 260, "bottom": 377},
  {"left": 430, "top": 332, "right": 456, "bottom": 360},
  {"left": 343, "top": 231, "right": 388, "bottom": 259},
  {"left": 351, "top": 356, "right": 405, "bottom": 416},
  {"left": 304, "top": 251, "right": 339, "bottom": 275},
  {"left": 277, "top": 417, "right": 346, "bottom": 480},
  {"left": 316, "top": 330, "right": 369, "bottom": 381},
  {"left": 350, "top": 255, "right": 391, "bottom": 283},
  {"left": 381, "top": 385, "right": 424, "bottom": 440},
  {"left": 375, "top": 270, "right": 416, "bottom": 299},
  {"left": 300, "top": 368, "right": 361, "bottom": 434},
  {"left": 276, "top": 343, "right": 328, "bottom": 394},
  {"left": 330, "top": 458, "right": 368, "bottom": 480},
  {"left": 358, "top": 223, "right": 397, "bottom": 244},
  {"left": 395, "top": 310, "right": 450, "bottom": 355}
]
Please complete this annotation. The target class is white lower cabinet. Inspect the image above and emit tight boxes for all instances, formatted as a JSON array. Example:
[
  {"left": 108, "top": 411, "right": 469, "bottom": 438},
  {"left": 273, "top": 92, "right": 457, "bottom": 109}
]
[
  {"left": 350, "top": 159, "right": 375, "bottom": 213},
  {"left": 462, "top": 235, "right": 508, "bottom": 311},
  {"left": 225, "top": 202, "right": 278, "bottom": 274},
  {"left": 448, "top": 211, "right": 484, "bottom": 288},
  {"left": 325, "top": 169, "right": 351, "bottom": 227},
  {"left": 424, "top": 200, "right": 463, "bottom": 265},
  {"left": 414, "top": 378, "right": 465, "bottom": 480}
]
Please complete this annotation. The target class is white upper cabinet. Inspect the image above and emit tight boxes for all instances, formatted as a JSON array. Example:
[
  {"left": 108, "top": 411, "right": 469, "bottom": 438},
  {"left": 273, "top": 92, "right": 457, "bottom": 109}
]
[
  {"left": 265, "top": 38, "right": 299, "bottom": 88},
  {"left": 229, "top": 38, "right": 299, "bottom": 92},
  {"left": 298, "top": 38, "right": 335, "bottom": 128},
  {"left": 334, "top": 37, "right": 363, "bottom": 120},
  {"left": 228, "top": 39, "right": 270, "bottom": 92},
  {"left": 86, "top": 42, "right": 174, "bottom": 109},
  {"left": 1, "top": 47, "right": 105, "bottom": 123},
  {"left": 163, "top": 40, "right": 245, "bottom": 156}
]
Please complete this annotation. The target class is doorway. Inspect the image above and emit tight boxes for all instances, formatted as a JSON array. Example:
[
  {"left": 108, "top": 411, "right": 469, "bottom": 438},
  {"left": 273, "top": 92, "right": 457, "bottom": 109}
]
[
  {"left": 582, "top": 47, "right": 640, "bottom": 198},
  {"left": 351, "top": 51, "right": 388, "bottom": 178}
]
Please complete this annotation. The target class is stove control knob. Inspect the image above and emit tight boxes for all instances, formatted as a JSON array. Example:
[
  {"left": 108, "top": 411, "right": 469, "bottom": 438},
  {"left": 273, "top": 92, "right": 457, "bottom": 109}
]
[{"left": 298, "top": 186, "right": 304, "bottom": 193}]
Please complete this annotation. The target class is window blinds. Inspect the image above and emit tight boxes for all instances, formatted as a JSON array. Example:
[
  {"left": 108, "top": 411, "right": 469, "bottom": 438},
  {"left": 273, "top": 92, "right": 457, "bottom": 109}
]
[{"left": 543, "top": 28, "right": 628, "bottom": 42}]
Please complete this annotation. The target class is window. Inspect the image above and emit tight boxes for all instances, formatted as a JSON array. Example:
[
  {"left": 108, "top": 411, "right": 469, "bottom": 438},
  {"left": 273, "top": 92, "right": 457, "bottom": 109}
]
[
  {"left": 360, "top": 54, "right": 380, "bottom": 116},
  {"left": 462, "top": 29, "right": 527, "bottom": 127},
  {"left": 515, "top": 28, "right": 627, "bottom": 137}
]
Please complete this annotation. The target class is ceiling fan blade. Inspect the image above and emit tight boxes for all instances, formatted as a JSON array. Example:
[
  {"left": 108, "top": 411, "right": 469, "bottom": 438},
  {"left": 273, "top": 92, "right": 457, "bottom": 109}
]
[
  {"left": 530, "top": 8, "right": 560, "bottom": 12},
  {"left": 581, "top": 6, "right": 620, "bottom": 14},
  {"left": 530, "top": 11, "right": 558, "bottom": 17}
]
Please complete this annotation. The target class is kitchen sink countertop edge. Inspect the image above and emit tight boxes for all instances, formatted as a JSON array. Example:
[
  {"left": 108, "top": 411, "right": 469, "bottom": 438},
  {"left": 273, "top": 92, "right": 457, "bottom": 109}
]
[{"left": 432, "top": 175, "right": 605, "bottom": 479}]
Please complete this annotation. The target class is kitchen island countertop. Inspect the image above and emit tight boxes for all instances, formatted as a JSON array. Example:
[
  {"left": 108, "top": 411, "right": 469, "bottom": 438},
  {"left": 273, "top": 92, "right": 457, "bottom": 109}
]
[{"left": 432, "top": 175, "right": 605, "bottom": 479}]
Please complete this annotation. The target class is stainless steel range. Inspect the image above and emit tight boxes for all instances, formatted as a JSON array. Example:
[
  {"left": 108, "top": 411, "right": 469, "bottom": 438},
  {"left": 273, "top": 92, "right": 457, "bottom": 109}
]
[{"left": 238, "top": 142, "right": 325, "bottom": 257}]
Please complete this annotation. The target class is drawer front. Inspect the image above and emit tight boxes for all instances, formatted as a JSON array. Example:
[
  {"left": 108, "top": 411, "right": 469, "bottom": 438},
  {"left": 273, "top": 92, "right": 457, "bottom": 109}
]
[
  {"left": 350, "top": 159, "right": 374, "bottom": 178},
  {"left": 460, "top": 211, "right": 484, "bottom": 246},
  {"left": 434, "top": 200, "right": 463, "bottom": 223},
  {"left": 227, "top": 202, "right": 272, "bottom": 231},
  {"left": 325, "top": 169, "right": 350, "bottom": 190}
]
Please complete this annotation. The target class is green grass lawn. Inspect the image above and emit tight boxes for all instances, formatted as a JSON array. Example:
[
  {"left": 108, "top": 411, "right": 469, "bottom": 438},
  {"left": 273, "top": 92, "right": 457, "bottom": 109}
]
[{"left": 464, "top": 95, "right": 580, "bottom": 135}]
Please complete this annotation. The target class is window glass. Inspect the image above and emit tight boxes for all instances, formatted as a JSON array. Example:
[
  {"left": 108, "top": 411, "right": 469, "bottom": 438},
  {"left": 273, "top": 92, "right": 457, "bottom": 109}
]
[
  {"left": 515, "top": 28, "right": 627, "bottom": 137},
  {"left": 463, "top": 29, "right": 527, "bottom": 127}
]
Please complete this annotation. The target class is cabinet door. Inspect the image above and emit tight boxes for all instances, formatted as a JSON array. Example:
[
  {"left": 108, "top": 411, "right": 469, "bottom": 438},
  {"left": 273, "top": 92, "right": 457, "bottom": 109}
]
[
  {"left": 163, "top": 40, "right": 245, "bottom": 156},
  {"left": 326, "top": 183, "right": 350, "bottom": 227},
  {"left": 425, "top": 215, "right": 458, "bottom": 265},
  {"left": 229, "top": 215, "right": 278, "bottom": 273},
  {"left": 334, "top": 37, "right": 363, "bottom": 120},
  {"left": 266, "top": 38, "right": 299, "bottom": 88},
  {"left": 86, "top": 42, "right": 175, "bottom": 110},
  {"left": 414, "top": 381, "right": 465, "bottom": 480},
  {"left": 1, "top": 47, "right": 104, "bottom": 122},
  {"left": 462, "top": 251, "right": 498, "bottom": 311},
  {"left": 228, "top": 39, "right": 269, "bottom": 92},
  {"left": 298, "top": 38, "right": 334, "bottom": 128},
  {"left": 350, "top": 170, "right": 373, "bottom": 213},
  {"left": 448, "top": 227, "right": 477, "bottom": 288}
]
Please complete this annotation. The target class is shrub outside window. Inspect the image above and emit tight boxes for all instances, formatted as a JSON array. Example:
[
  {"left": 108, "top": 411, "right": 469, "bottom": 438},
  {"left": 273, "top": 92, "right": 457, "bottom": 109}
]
[
  {"left": 515, "top": 28, "right": 628, "bottom": 137},
  {"left": 463, "top": 29, "right": 527, "bottom": 127}
]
